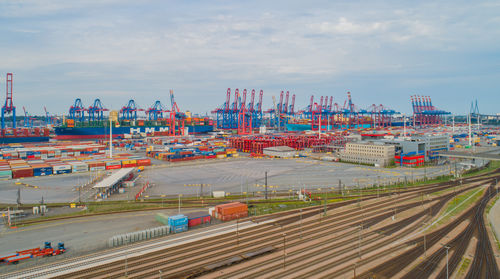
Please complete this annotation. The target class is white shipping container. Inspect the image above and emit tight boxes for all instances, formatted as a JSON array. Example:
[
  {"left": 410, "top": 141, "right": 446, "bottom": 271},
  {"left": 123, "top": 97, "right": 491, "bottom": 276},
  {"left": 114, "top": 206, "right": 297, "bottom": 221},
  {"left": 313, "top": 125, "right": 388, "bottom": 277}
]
[
  {"left": 212, "top": 191, "right": 225, "bottom": 198},
  {"left": 72, "top": 168, "right": 87, "bottom": 172},
  {"left": 90, "top": 166, "right": 106, "bottom": 171},
  {"left": 53, "top": 164, "right": 71, "bottom": 171}
]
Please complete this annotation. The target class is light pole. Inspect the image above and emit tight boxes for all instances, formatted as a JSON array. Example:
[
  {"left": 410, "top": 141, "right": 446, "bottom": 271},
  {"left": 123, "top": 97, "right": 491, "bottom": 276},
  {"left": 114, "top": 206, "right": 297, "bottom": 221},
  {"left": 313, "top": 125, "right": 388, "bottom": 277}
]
[
  {"left": 282, "top": 233, "right": 287, "bottom": 269},
  {"left": 265, "top": 171, "right": 268, "bottom": 200},
  {"left": 159, "top": 270, "right": 162, "bottom": 279},
  {"left": 358, "top": 225, "right": 363, "bottom": 259},
  {"left": 236, "top": 218, "right": 239, "bottom": 246},
  {"left": 178, "top": 194, "right": 182, "bottom": 214},
  {"left": 422, "top": 222, "right": 428, "bottom": 257},
  {"left": 299, "top": 208, "right": 303, "bottom": 239},
  {"left": 444, "top": 245, "right": 450, "bottom": 279}
]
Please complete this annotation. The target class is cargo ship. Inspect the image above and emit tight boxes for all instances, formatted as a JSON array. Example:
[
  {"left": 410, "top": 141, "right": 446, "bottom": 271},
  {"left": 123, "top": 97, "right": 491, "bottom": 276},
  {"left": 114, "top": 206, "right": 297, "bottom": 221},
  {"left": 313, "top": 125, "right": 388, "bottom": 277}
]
[
  {"left": 1, "top": 128, "right": 51, "bottom": 144},
  {"left": 54, "top": 118, "right": 214, "bottom": 140}
]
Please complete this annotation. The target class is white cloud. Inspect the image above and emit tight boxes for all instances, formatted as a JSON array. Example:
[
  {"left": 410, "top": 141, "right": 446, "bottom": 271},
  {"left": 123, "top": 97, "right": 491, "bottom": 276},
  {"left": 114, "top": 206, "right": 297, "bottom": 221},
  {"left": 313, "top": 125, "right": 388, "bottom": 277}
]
[
  {"left": 0, "top": 1, "right": 499, "bottom": 114},
  {"left": 311, "top": 17, "right": 387, "bottom": 35}
]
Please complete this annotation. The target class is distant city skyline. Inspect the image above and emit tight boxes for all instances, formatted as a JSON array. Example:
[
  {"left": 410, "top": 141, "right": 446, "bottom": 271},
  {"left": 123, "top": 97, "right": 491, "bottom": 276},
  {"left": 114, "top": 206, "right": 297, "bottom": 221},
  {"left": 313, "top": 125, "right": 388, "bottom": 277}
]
[{"left": 0, "top": 0, "right": 499, "bottom": 115}]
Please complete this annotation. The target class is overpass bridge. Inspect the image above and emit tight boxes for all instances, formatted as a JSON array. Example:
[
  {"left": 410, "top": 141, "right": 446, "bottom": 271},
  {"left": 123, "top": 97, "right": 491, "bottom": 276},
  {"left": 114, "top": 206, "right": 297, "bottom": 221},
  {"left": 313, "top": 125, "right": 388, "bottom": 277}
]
[{"left": 439, "top": 150, "right": 500, "bottom": 161}]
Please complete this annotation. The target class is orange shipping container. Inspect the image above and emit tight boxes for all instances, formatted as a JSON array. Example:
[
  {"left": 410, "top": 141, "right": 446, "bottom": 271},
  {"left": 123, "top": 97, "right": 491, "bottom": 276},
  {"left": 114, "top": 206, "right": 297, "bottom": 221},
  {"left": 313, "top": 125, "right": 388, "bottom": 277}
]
[{"left": 215, "top": 202, "right": 248, "bottom": 219}]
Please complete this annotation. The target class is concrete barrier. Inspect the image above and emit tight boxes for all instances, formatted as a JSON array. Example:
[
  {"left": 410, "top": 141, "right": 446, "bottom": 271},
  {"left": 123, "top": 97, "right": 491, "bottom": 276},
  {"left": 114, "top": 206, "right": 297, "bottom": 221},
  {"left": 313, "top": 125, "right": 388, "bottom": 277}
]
[{"left": 108, "top": 226, "right": 170, "bottom": 248}]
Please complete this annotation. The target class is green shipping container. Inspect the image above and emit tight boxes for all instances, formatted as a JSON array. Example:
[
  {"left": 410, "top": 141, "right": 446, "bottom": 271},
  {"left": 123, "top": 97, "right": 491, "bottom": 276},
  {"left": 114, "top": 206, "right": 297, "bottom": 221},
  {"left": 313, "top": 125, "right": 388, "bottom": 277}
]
[{"left": 155, "top": 213, "right": 169, "bottom": 225}]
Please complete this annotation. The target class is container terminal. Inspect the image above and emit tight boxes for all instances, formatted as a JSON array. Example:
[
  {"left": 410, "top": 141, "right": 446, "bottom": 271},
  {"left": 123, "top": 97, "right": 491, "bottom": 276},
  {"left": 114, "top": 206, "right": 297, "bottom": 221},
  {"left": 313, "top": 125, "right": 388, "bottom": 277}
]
[{"left": 0, "top": 73, "right": 499, "bottom": 278}]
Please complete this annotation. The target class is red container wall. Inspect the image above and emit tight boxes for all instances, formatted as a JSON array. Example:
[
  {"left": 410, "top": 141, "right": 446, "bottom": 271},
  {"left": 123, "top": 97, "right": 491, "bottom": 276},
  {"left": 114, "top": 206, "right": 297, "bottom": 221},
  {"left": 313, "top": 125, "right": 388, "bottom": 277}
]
[
  {"left": 106, "top": 165, "right": 122, "bottom": 170},
  {"left": 202, "top": 215, "right": 211, "bottom": 224},
  {"left": 188, "top": 217, "right": 202, "bottom": 227},
  {"left": 12, "top": 168, "right": 34, "bottom": 178},
  {"left": 137, "top": 159, "right": 151, "bottom": 166}
]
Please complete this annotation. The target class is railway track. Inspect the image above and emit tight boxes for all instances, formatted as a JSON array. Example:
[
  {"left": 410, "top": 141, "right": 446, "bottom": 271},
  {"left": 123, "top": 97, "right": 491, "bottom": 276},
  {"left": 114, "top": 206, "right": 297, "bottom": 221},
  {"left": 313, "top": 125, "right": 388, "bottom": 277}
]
[{"left": 2, "top": 170, "right": 499, "bottom": 279}]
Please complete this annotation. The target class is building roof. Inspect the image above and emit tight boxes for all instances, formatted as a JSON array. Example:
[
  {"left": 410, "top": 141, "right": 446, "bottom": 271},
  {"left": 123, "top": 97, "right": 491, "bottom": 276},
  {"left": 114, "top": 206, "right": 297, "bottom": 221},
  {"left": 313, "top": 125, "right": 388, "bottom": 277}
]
[
  {"left": 93, "top": 167, "right": 135, "bottom": 189},
  {"left": 263, "top": 146, "right": 295, "bottom": 152}
]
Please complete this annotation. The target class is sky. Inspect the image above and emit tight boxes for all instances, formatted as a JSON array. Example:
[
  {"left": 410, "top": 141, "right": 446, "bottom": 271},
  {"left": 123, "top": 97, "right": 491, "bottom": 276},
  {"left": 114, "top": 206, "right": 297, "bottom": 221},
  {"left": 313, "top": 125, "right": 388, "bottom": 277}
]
[{"left": 0, "top": 0, "right": 499, "bottom": 116}]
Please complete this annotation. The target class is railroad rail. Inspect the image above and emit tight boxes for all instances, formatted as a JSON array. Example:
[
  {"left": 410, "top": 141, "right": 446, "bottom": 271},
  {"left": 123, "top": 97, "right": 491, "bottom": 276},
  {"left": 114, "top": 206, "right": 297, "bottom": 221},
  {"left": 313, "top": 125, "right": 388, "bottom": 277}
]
[{"left": 2, "top": 170, "right": 500, "bottom": 279}]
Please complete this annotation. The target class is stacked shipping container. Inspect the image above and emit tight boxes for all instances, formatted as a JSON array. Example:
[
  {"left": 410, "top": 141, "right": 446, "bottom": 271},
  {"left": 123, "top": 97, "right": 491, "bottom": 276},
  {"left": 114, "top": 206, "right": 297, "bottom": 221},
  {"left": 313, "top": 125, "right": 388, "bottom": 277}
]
[{"left": 213, "top": 202, "right": 248, "bottom": 221}]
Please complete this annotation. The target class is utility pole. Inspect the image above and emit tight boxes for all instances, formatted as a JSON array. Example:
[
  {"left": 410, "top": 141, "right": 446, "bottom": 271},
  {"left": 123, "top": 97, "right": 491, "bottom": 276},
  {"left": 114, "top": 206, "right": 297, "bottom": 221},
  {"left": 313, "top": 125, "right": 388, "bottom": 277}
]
[
  {"left": 236, "top": 218, "right": 239, "bottom": 246},
  {"left": 178, "top": 194, "right": 182, "bottom": 214},
  {"left": 109, "top": 117, "right": 113, "bottom": 158},
  {"left": 468, "top": 113, "right": 472, "bottom": 147},
  {"left": 323, "top": 190, "right": 327, "bottom": 216},
  {"left": 16, "top": 187, "right": 21, "bottom": 207},
  {"left": 444, "top": 245, "right": 450, "bottom": 279},
  {"left": 358, "top": 225, "right": 363, "bottom": 258},
  {"left": 299, "top": 208, "right": 303, "bottom": 239},
  {"left": 339, "top": 179, "right": 343, "bottom": 196},
  {"left": 265, "top": 171, "right": 268, "bottom": 200},
  {"left": 282, "top": 233, "right": 287, "bottom": 269},
  {"left": 422, "top": 222, "right": 428, "bottom": 257},
  {"left": 403, "top": 113, "right": 406, "bottom": 137},
  {"left": 452, "top": 114, "right": 455, "bottom": 133}
]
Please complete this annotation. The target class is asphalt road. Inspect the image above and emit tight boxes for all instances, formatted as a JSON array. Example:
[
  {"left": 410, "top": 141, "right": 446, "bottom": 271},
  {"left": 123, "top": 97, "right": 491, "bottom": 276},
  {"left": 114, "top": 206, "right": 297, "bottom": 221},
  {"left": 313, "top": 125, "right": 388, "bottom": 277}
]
[
  {"left": 0, "top": 157, "right": 451, "bottom": 203},
  {"left": 141, "top": 157, "right": 451, "bottom": 197},
  {"left": 0, "top": 208, "right": 204, "bottom": 273}
]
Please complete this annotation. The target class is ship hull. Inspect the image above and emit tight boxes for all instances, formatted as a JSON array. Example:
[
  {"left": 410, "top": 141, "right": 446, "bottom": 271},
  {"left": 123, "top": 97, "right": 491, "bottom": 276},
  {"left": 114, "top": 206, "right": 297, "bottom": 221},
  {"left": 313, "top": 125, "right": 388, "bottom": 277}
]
[
  {"left": 54, "top": 125, "right": 214, "bottom": 139},
  {"left": 0, "top": 136, "right": 50, "bottom": 144}
]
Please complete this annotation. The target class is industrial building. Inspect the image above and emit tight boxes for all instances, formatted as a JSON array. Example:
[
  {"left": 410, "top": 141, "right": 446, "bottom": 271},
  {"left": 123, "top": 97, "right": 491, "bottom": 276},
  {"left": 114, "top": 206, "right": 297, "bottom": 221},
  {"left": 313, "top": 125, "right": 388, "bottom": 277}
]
[
  {"left": 263, "top": 146, "right": 296, "bottom": 158},
  {"left": 339, "top": 142, "right": 395, "bottom": 167},
  {"left": 381, "top": 134, "right": 450, "bottom": 161}
]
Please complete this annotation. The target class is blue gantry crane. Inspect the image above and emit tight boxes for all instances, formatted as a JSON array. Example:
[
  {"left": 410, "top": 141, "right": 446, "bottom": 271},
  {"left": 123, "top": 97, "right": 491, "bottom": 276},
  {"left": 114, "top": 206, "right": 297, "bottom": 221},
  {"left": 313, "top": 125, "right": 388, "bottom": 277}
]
[
  {"left": 69, "top": 98, "right": 86, "bottom": 122},
  {"left": 87, "top": 99, "right": 108, "bottom": 122}
]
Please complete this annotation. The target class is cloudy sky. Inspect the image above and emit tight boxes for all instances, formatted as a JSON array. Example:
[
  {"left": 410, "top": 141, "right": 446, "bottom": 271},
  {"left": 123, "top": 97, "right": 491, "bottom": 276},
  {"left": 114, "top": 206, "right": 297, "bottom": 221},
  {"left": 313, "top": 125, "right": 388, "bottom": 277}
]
[{"left": 0, "top": 0, "right": 499, "bottom": 115}]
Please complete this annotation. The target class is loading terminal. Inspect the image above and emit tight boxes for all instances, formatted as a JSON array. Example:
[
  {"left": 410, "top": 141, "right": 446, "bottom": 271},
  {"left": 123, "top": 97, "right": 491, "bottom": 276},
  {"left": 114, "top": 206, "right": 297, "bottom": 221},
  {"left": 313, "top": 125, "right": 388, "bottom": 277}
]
[{"left": 93, "top": 168, "right": 135, "bottom": 199}]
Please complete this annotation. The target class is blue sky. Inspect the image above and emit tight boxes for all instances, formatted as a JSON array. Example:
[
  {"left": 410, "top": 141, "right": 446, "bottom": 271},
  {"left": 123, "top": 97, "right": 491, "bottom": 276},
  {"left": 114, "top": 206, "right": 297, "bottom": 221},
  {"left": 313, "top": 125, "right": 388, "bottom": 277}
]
[{"left": 0, "top": 0, "right": 499, "bottom": 116}]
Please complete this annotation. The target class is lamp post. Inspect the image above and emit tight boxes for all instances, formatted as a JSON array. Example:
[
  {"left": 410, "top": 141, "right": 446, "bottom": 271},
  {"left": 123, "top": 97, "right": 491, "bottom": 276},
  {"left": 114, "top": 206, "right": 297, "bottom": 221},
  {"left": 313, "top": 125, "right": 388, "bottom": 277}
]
[
  {"left": 444, "top": 245, "right": 450, "bottom": 279},
  {"left": 236, "top": 218, "right": 239, "bottom": 246},
  {"left": 282, "top": 233, "right": 287, "bottom": 269},
  {"left": 178, "top": 194, "right": 182, "bottom": 214},
  {"left": 299, "top": 208, "right": 303, "bottom": 239},
  {"left": 358, "top": 225, "right": 363, "bottom": 259},
  {"left": 422, "top": 222, "right": 428, "bottom": 257}
]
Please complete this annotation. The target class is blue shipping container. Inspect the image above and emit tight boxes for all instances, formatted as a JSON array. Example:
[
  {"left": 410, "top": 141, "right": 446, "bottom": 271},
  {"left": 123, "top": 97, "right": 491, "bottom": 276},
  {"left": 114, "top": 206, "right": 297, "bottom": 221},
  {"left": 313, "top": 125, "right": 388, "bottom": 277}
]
[
  {"left": 168, "top": 215, "right": 188, "bottom": 227},
  {"left": 55, "top": 169, "right": 72, "bottom": 174},
  {"left": 34, "top": 170, "right": 53, "bottom": 176},
  {"left": 170, "top": 224, "right": 188, "bottom": 233}
]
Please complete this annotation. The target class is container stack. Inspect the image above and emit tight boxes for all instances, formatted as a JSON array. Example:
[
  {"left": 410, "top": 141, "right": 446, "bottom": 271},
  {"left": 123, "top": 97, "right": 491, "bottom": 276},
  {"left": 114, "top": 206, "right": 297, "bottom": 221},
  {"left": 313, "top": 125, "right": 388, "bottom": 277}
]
[
  {"left": 0, "top": 155, "right": 150, "bottom": 180},
  {"left": 147, "top": 145, "right": 238, "bottom": 163},
  {"left": 185, "top": 211, "right": 211, "bottom": 228},
  {"left": 213, "top": 202, "right": 248, "bottom": 221},
  {"left": 69, "top": 162, "right": 88, "bottom": 173},
  {"left": 168, "top": 215, "right": 188, "bottom": 233},
  {"left": 31, "top": 164, "right": 53, "bottom": 176}
]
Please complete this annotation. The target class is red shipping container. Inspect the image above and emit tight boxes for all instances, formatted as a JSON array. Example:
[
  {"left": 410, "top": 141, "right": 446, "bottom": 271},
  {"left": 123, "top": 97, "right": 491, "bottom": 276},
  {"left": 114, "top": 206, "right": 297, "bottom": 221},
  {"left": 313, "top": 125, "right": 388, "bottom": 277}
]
[
  {"left": 137, "top": 159, "right": 151, "bottom": 166},
  {"left": 202, "top": 215, "right": 211, "bottom": 224},
  {"left": 188, "top": 217, "right": 202, "bottom": 227},
  {"left": 106, "top": 165, "right": 122, "bottom": 170},
  {"left": 12, "top": 168, "right": 33, "bottom": 179}
]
